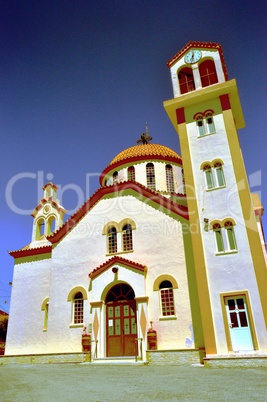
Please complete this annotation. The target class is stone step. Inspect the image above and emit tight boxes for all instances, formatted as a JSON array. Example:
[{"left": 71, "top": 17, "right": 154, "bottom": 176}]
[{"left": 91, "top": 357, "right": 148, "bottom": 365}]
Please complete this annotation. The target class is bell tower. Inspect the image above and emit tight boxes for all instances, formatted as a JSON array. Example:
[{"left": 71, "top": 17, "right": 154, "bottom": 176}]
[
  {"left": 30, "top": 182, "right": 66, "bottom": 249},
  {"left": 164, "top": 42, "right": 267, "bottom": 357}
]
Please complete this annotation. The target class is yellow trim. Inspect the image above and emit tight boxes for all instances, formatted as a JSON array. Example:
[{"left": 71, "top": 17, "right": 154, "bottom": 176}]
[
  {"left": 118, "top": 218, "right": 136, "bottom": 231},
  {"left": 100, "top": 280, "right": 132, "bottom": 302},
  {"left": 200, "top": 160, "right": 211, "bottom": 170},
  {"left": 102, "top": 221, "right": 120, "bottom": 235},
  {"left": 209, "top": 219, "right": 222, "bottom": 228},
  {"left": 200, "top": 159, "right": 224, "bottom": 170},
  {"left": 41, "top": 297, "right": 49, "bottom": 310},
  {"left": 220, "top": 291, "right": 258, "bottom": 352},
  {"left": 90, "top": 301, "right": 104, "bottom": 309},
  {"left": 222, "top": 108, "right": 267, "bottom": 328},
  {"left": 163, "top": 79, "right": 245, "bottom": 130},
  {"left": 211, "top": 158, "right": 224, "bottom": 166},
  {"left": 135, "top": 296, "right": 149, "bottom": 304},
  {"left": 210, "top": 218, "right": 236, "bottom": 229},
  {"left": 163, "top": 108, "right": 217, "bottom": 354},
  {"left": 153, "top": 274, "right": 178, "bottom": 291},
  {"left": 221, "top": 217, "right": 236, "bottom": 226},
  {"left": 67, "top": 286, "right": 87, "bottom": 301}
]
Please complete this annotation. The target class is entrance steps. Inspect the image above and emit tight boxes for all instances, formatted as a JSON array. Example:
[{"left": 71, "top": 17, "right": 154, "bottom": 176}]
[{"left": 91, "top": 356, "right": 148, "bottom": 365}]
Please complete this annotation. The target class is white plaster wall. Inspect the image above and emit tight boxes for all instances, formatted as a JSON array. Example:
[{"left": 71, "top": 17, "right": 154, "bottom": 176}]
[
  {"left": 105, "top": 161, "right": 184, "bottom": 193},
  {"left": 5, "top": 258, "right": 51, "bottom": 355},
  {"left": 19, "top": 194, "right": 193, "bottom": 354}
]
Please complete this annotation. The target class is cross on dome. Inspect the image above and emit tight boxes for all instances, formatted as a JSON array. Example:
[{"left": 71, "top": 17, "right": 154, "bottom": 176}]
[{"left": 136, "top": 122, "right": 153, "bottom": 144}]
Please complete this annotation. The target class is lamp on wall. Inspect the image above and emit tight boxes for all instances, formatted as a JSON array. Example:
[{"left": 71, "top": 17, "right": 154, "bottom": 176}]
[{"left": 204, "top": 218, "right": 209, "bottom": 232}]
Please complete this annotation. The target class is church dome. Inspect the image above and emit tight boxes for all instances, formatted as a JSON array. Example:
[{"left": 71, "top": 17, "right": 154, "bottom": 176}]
[
  {"left": 109, "top": 143, "right": 181, "bottom": 166},
  {"left": 100, "top": 143, "right": 183, "bottom": 190}
]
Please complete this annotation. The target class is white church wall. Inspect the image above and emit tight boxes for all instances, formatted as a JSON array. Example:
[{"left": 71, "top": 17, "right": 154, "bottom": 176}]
[
  {"left": 105, "top": 161, "right": 184, "bottom": 193},
  {"left": 35, "top": 194, "right": 193, "bottom": 353},
  {"left": 5, "top": 258, "right": 51, "bottom": 355}
]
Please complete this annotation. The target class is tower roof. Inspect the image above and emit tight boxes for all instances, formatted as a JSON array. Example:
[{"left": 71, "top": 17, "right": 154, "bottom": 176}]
[{"left": 167, "top": 41, "right": 228, "bottom": 80}]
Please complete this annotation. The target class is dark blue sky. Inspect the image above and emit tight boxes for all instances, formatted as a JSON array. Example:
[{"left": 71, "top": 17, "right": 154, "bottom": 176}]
[{"left": 1, "top": 0, "right": 266, "bottom": 312}]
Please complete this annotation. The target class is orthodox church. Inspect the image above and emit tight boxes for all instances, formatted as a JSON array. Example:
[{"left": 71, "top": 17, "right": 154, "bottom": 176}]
[{"left": 4, "top": 42, "right": 267, "bottom": 366}]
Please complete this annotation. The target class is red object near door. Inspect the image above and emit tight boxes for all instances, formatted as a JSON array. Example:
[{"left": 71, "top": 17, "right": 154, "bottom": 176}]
[
  {"left": 82, "top": 334, "right": 91, "bottom": 353},
  {"left": 147, "top": 328, "right": 157, "bottom": 350}
]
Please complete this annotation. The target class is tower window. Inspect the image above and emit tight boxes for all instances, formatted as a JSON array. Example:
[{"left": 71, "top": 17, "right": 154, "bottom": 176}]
[
  {"left": 122, "top": 224, "right": 133, "bottom": 251},
  {"left": 197, "top": 119, "right": 205, "bottom": 136},
  {"left": 166, "top": 165, "right": 175, "bottom": 192},
  {"left": 207, "top": 116, "right": 215, "bottom": 133},
  {"left": 178, "top": 67, "right": 195, "bottom": 94},
  {"left": 203, "top": 164, "right": 214, "bottom": 189},
  {"left": 214, "top": 162, "right": 225, "bottom": 187},
  {"left": 197, "top": 116, "right": 215, "bottom": 136},
  {"left": 213, "top": 223, "right": 224, "bottom": 253},
  {"left": 202, "top": 161, "right": 225, "bottom": 190},
  {"left": 213, "top": 221, "right": 237, "bottom": 254},
  {"left": 146, "top": 163, "right": 156, "bottom": 190},
  {"left": 159, "top": 280, "right": 175, "bottom": 316},
  {"left": 108, "top": 227, "right": 117, "bottom": 254},
  {"left": 224, "top": 221, "right": 237, "bottom": 251},
  {"left": 199, "top": 59, "right": 218, "bottom": 87},
  {"left": 127, "top": 166, "right": 135, "bottom": 181},
  {"left": 73, "top": 292, "right": 84, "bottom": 324}
]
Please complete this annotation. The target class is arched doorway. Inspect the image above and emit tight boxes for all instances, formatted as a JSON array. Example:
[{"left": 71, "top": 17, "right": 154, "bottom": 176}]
[{"left": 105, "top": 283, "right": 137, "bottom": 357}]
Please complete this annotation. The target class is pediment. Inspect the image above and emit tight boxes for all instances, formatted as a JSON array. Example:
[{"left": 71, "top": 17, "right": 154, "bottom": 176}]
[{"left": 89, "top": 256, "right": 147, "bottom": 280}]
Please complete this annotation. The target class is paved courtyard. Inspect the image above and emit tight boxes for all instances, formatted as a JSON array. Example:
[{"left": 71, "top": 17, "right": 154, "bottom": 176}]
[{"left": 0, "top": 363, "right": 266, "bottom": 401}]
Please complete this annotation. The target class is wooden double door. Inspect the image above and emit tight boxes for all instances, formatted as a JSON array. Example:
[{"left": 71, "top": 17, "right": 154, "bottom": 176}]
[{"left": 106, "top": 284, "right": 137, "bottom": 357}]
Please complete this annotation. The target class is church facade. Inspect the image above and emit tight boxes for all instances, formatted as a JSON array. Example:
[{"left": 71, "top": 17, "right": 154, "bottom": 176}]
[{"left": 5, "top": 42, "right": 267, "bottom": 365}]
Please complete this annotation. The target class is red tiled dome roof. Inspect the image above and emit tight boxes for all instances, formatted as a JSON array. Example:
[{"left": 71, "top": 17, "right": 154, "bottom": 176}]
[{"left": 109, "top": 143, "right": 181, "bottom": 165}]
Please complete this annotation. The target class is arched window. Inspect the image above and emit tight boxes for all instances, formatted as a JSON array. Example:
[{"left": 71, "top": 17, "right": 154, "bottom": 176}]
[
  {"left": 206, "top": 116, "right": 215, "bottom": 133},
  {"left": 122, "top": 224, "right": 133, "bottom": 251},
  {"left": 203, "top": 164, "right": 214, "bottom": 189},
  {"left": 108, "top": 227, "right": 117, "bottom": 254},
  {"left": 73, "top": 292, "right": 84, "bottom": 324},
  {"left": 195, "top": 112, "right": 215, "bottom": 136},
  {"left": 202, "top": 161, "right": 225, "bottom": 190},
  {"left": 113, "top": 171, "right": 118, "bottom": 184},
  {"left": 146, "top": 163, "right": 155, "bottom": 190},
  {"left": 166, "top": 165, "right": 174, "bottom": 192},
  {"left": 159, "top": 280, "right": 175, "bottom": 316},
  {"left": 214, "top": 162, "right": 225, "bottom": 187},
  {"left": 36, "top": 218, "right": 45, "bottom": 240},
  {"left": 178, "top": 67, "right": 195, "bottom": 94},
  {"left": 47, "top": 216, "right": 56, "bottom": 235},
  {"left": 213, "top": 223, "right": 224, "bottom": 253},
  {"left": 212, "top": 221, "right": 237, "bottom": 253},
  {"left": 197, "top": 119, "right": 205, "bottom": 136},
  {"left": 127, "top": 166, "right": 135, "bottom": 181},
  {"left": 199, "top": 59, "right": 218, "bottom": 87},
  {"left": 224, "top": 221, "right": 237, "bottom": 251}
]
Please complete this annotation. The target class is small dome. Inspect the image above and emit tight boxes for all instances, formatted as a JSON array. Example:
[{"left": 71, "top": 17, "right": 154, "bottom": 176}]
[{"left": 109, "top": 143, "right": 181, "bottom": 166}]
